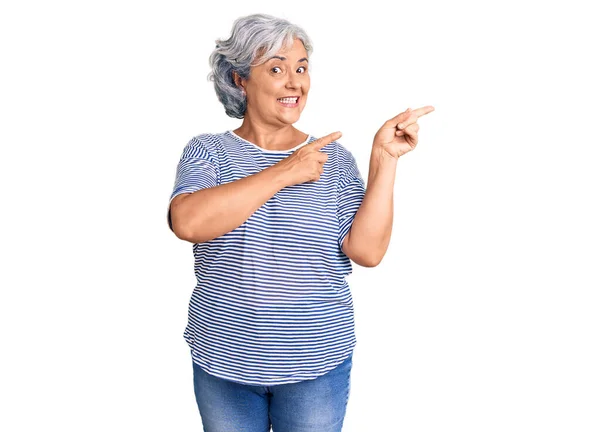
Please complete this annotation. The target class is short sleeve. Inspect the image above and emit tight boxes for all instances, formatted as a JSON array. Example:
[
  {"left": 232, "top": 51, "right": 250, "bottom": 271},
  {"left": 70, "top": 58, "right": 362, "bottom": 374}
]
[
  {"left": 167, "top": 136, "right": 219, "bottom": 232},
  {"left": 336, "top": 150, "right": 366, "bottom": 250}
]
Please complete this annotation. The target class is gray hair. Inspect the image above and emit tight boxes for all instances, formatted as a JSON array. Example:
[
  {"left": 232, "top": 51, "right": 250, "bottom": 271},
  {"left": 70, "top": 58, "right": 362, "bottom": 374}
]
[{"left": 208, "top": 14, "right": 313, "bottom": 119}]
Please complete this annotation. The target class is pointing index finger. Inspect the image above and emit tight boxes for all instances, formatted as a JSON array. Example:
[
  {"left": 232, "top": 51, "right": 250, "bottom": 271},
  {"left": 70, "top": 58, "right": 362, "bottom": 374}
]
[
  {"left": 310, "top": 131, "right": 342, "bottom": 149},
  {"left": 411, "top": 105, "right": 435, "bottom": 118}
]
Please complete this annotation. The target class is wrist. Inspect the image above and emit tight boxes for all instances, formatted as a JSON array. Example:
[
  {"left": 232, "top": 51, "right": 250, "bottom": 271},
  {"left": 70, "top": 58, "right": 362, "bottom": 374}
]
[
  {"left": 372, "top": 144, "right": 400, "bottom": 162},
  {"left": 265, "top": 163, "right": 291, "bottom": 189},
  {"left": 368, "top": 145, "right": 398, "bottom": 184}
]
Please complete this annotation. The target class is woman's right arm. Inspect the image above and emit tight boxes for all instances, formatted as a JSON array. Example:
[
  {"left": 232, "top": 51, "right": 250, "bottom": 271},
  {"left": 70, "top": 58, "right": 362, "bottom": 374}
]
[{"left": 169, "top": 164, "right": 291, "bottom": 243}]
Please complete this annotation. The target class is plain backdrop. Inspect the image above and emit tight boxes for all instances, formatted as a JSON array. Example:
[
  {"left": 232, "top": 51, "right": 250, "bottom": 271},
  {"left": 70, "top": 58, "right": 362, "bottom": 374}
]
[{"left": 1, "top": 0, "right": 599, "bottom": 431}]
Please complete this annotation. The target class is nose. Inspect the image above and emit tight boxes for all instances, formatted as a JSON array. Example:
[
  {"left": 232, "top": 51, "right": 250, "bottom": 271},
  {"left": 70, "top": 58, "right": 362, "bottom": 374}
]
[{"left": 285, "top": 73, "right": 301, "bottom": 90}]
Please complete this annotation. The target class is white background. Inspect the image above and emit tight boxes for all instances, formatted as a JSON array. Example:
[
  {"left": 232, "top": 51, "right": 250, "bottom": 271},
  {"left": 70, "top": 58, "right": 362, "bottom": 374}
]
[{"left": 1, "top": 0, "right": 599, "bottom": 431}]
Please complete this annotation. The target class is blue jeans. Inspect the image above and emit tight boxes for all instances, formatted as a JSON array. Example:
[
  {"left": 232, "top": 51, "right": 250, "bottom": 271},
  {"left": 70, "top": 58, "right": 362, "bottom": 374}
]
[{"left": 192, "top": 353, "right": 353, "bottom": 432}]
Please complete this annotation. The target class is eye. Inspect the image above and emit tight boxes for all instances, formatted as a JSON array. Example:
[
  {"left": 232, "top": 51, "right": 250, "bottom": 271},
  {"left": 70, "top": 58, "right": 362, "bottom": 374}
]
[
  {"left": 297, "top": 66, "right": 307, "bottom": 73},
  {"left": 271, "top": 66, "right": 282, "bottom": 73}
]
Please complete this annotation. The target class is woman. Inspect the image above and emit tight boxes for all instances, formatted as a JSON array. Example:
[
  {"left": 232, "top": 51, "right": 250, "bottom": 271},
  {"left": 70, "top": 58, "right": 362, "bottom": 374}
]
[{"left": 167, "top": 13, "right": 433, "bottom": 432}]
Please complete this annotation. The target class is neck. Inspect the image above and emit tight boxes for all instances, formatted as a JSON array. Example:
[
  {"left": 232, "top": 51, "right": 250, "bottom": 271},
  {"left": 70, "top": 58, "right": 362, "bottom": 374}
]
[{"left": 233, "top": 113, "right": 304, "bottom": 151}]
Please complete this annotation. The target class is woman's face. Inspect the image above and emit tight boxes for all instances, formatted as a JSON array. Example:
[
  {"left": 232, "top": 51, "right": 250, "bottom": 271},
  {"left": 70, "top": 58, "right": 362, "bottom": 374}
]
[{"left": 239, "top": 38, "right": 310, "bottom": 127}]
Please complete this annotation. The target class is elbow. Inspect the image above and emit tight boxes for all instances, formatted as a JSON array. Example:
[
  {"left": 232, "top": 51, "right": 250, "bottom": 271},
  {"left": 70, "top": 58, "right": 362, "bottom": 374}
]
[
  {"left": 169, "top": 202, "right": 202, "bottom": 243},
  {"left": 173, "top": 224, "right": 194, "bottom": 243},
  {"left": 343, "top": 234, "right": 383, "bottom": 268},
  {"left": 359, "top": 247, "right": 386, "bottom": 267},
  {"left": 350, "top": 252, "right": 382, "bottom": 268},
  {"left": 172, "top": 216, "right": 205, "bottom": 243},
  {"left": 361, "top": 256, "right": 382, "bottom": 268},
  {"left": 170, "top": 217, "right": 193, "bottom": 242},
  {"left": 173, "top": 223, "right": 205, "bottom": 244}
]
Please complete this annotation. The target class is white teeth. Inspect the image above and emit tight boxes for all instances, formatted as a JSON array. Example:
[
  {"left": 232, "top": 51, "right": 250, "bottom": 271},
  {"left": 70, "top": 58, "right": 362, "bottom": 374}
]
[{"left": 277, "top": 97, "right": 298, "bottom": 103}]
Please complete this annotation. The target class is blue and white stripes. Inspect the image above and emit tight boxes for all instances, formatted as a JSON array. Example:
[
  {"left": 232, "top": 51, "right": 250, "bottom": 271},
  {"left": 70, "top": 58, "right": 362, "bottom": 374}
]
[{"left": 168, "top": 131, "right": 366, "bottom": 385}]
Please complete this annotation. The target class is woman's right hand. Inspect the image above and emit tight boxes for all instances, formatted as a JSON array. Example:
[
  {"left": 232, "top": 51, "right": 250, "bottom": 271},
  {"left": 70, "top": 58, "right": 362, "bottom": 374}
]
[{"left": 275, "top": 131, "right": 342, "bottom": 187}]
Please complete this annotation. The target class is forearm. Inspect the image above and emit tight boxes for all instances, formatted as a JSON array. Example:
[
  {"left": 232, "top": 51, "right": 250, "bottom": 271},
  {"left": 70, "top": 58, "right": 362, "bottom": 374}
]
[
  {"left": 347, "top": 147, "right": 398, "bottom": 265},
  {"left": 173, "top": 164, "right": 290, "bottom": 243}
]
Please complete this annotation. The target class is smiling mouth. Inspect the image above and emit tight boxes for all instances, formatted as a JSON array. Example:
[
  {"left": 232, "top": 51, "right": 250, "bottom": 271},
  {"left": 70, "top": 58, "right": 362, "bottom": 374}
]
[{"left": 277, "top": 96, "right": 300, "bottom": 107}]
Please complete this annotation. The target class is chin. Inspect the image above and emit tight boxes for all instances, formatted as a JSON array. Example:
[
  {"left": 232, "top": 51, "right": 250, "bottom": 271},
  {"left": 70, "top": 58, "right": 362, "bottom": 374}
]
[{"left": 280, "top": 113, "right": 302, "bottom": 124}]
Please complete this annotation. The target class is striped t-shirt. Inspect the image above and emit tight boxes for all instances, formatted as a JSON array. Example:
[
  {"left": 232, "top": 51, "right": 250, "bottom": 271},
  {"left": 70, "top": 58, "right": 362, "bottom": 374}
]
[{"left": 167, "top": 130, "right": 366, "bottom": 385}]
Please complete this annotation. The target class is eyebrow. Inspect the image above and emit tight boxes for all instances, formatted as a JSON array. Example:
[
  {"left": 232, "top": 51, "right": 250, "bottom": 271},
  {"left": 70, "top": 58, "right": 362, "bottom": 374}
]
[{"left": 267, "top": 56, "right": 309, "bottom": 63}]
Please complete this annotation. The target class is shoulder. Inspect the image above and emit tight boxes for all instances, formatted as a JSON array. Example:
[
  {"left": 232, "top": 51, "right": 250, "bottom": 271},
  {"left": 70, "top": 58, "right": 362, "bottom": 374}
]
[
  {"left": 324, "top": 139, "right": 363, "bottom": 187},
  {"left": 180, "top": 132, "right": 226, "bottom": 160},
  {"left": 322, "top": 139, "right": 358, "bottom": 169},
  {"left": 333, "top": 140, "right": 355, "bottom": 160}
]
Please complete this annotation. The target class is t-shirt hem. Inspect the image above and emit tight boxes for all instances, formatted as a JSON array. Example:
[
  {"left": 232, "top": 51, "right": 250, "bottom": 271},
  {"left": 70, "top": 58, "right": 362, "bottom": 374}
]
[{"left": 190, "top": 347, "right": 355, "bottom": 386}]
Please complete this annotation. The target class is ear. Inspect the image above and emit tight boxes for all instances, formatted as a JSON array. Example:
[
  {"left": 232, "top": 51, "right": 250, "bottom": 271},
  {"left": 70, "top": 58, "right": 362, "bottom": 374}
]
[{"left": 232, "top": 71, "right": 246, "bottom": 92}]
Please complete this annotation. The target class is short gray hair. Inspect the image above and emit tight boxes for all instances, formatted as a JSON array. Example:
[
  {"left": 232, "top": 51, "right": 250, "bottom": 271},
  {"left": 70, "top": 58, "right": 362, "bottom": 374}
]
[{"left": 208, "top": 14, "right": 313, "bottom": 119}]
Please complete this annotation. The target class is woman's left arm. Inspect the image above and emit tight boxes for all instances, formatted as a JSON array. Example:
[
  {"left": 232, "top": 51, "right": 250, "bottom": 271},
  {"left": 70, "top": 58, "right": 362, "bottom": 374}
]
[{"left": 342, "top": 106, "right": 435, "bottom": 267}]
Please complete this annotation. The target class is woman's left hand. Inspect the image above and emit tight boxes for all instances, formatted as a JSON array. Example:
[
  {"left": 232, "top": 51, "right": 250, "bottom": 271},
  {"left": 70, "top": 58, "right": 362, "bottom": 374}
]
[{"left": 373, "top": 105, "right": 435, "bottom": 159}]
